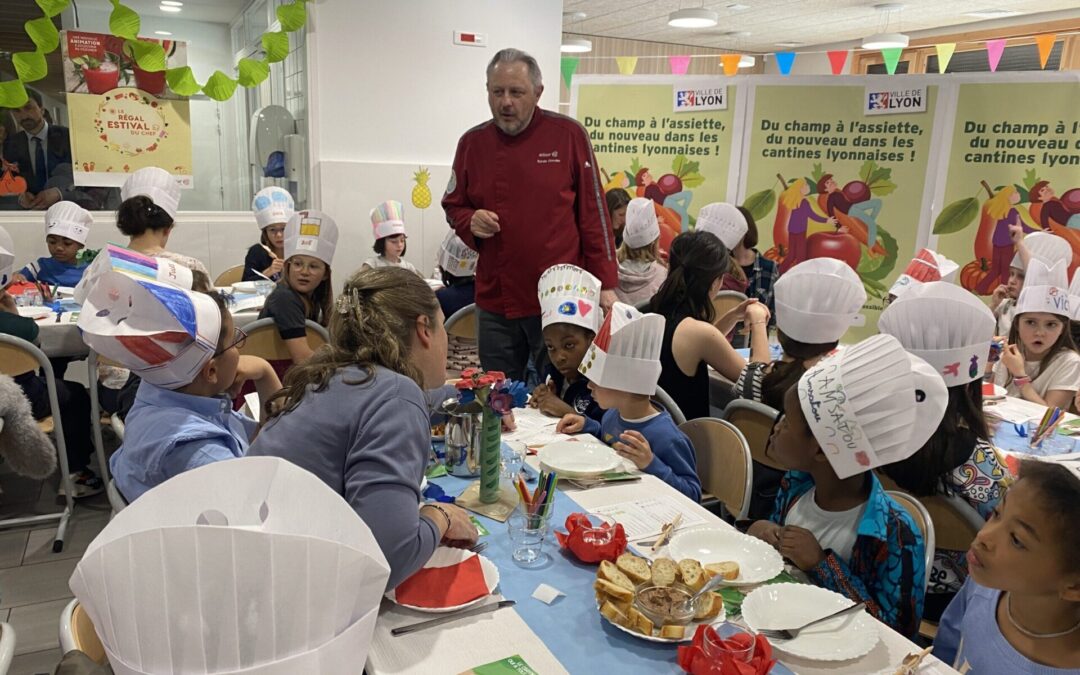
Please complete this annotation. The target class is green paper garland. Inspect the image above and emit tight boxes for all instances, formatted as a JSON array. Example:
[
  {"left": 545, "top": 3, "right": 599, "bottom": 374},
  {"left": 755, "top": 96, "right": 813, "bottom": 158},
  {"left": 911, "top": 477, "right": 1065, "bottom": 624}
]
[{"left": 1, "top": 0, "right": 308, "bottom": 107}]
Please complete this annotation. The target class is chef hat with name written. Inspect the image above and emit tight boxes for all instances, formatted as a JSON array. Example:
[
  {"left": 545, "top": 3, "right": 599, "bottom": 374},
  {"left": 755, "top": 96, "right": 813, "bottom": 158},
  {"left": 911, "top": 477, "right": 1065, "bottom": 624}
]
[
  {"left": 695, "top": 202, "right": 747, "bottom": 250},
  {"left": 438, "top": 230, "right": 478, "bottom": 278},
  {"left": 121, "top": 167, "right": 181, "bottom": 220},
  {"left": 78, "top": 272, "right": 221, "bottom": 390},
  {"left": 74, "top": 244, "right": 194, "bottom": 305},
  {"left": 798, "top": 334, "right": 948, "bottom": 479},
  {"left": 579, "top": 302, "right": 666, "bottom": 396},
  {"left": 1012, "top": 231, "right": 1073, "bottom": 271},
  {"left": 285, "top": 210, "right": 338, "bottom": 267},
  {"left": 44, "top": 201, "right": 93, "bottom": 245},
  {"left": 539, "top": 264, "right": 602, "bottom": 333},
  {"left": 623, "top": 198, "right": 660, "bottom": 249},
  {"left": 251, "top": 186, "right": 295, "bottom": 229},
  {"left": 370, "top": 200, "right": 406, "bottom": 240},
  {"left": 1016, "top": 258, "right": 1071, "bottom": 319},
  {"left": 888, "top": 248, "right": 959, "bottom": 299},
  {"left": 879, "top": 281, "right": 996, "bottom": 387},
  {"left": 775, "top": 258, "right": 866, "bottom": 344}
]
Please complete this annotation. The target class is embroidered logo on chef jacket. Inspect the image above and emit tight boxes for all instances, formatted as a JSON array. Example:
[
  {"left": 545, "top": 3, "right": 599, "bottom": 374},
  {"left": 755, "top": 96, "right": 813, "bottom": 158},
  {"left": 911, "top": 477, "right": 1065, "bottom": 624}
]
[
  {"left": 445, "top": 170, "right": 457, "bottom": 195},
  {"left": 537, "top": 151, "right": 561, "bottom": 165}
]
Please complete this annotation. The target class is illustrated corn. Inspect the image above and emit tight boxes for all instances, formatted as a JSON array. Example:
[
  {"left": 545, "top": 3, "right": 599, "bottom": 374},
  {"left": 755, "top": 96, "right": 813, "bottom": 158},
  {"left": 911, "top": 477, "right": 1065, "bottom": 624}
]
[{"left": 412, "top": 167, "right": 432, "bottom": 209}]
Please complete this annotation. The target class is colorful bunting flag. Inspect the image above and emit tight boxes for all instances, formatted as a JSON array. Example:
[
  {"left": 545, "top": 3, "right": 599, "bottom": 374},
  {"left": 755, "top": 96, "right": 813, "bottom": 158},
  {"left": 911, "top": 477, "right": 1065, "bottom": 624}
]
[
  {"left": 935, "top": 43, "right": 956, "bottom": 73},
  {"left": 669, "top": 55, "right": 691, "bottom": 75},
  {"left": 986, "top": 39, "right": 1006, "bottom": 72},
  {"left": 720, "top": 54, "right": 741, "bottom": 76},
  {"left": 1035, "top": 34, "right": 1056, "bottom": 69},
  {"left": 615, "top": 56, "right": 638, "bottom": 75},
  {"left": 561, "top": 56, "right": 579, "bottom": 89},
  {"left": 881, "top": 47, "right": 903, "bottom": 75},
  {"left": 775, "top": 51, "right": 796, "bottom": 75},
  {"left": 826, "top": 50, "right": 848, "bottom": 75}
]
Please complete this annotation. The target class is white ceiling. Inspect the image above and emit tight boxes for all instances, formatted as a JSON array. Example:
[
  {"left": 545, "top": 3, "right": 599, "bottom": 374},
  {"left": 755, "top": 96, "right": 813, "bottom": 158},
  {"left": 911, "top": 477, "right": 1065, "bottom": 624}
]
[
  {"left": 81, "top": 0, "right": 247, "bottom": 25},
  {"left": 562, "top": 0, "right": 1080, "bottom": 52}
]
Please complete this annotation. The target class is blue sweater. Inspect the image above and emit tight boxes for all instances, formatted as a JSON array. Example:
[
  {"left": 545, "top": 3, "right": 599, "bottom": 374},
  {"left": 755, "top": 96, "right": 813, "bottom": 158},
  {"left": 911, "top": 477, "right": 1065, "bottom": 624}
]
[
  {"left": 21, "top": 256, "right": 88, "bottom": 286},
  {"left": 583, "top": 409, "right": 701, "bottom": 501}
]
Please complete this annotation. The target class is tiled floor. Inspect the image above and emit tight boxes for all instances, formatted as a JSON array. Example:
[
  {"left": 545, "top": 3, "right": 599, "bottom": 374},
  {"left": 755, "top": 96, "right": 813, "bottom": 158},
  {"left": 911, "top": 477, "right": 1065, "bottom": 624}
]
[{"left": 1, "top": 439, "right": 114, "bottom": 675}]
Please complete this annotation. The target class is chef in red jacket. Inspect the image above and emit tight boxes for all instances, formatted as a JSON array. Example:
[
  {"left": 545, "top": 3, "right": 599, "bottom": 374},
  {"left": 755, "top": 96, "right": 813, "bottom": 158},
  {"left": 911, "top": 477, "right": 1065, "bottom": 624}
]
[{"left": 442, "top": 48, "right": 618, "bottom": 383}]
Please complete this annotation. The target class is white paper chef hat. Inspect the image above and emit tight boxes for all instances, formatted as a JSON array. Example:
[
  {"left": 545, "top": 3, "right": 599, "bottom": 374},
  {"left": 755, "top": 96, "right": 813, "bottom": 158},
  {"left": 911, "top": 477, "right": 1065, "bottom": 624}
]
[
  {"left": 623, "top": 198, "right": 660, "bottom": 249},
  {"left": 120, "top": 167, "right": 181, "bottom": 220},
  {"left": 74, "top": 244, "right": 194, "bottom": 305},
  {"left": 44, "top": 201, "right": 93, "bottom": 245},
  {"left": 370, "top": 200, "right": 407, "bottom": 240},
  {"left": 78, "top": 272, "right": 221, "bottom": 389},
  {"left": 285, "top": 210, "right": 338, "bottom": 267},
  {"left": 879, "top": 281, "right": 996, "bottom": 387},
  {"left": 539, "top": 264, "right": 602, "bottom": 333},
  {"left": 1068, "top": 270, "right": 1080, "bottom": 321},
  {"left": 775, "top": 258, "right": 867, "bottom": 344},
  {"left": 1012, "top": 231, "right": 1072, "bottom": 270},
  {"left": 69, "top": 456, "right": 391, "bottom": 675},
  {"left": 696, "top": 202, "right": 747, "bottom": 250},
  {"left": 251, "top": 186, "right": 295, "bottom": 229},
  {"left": 438, "top": 230, "right": 478, "bottom": 277},
  {"left": 888, "top": 248, "right": 959, "bottom": 298},
  {"left": 579, "top": 302, "right": 666, "bottom": 396},
  {"left": 1016, "top": 258, "right": 1071, "bottom": 319},
  {"left": 0, "top": 226, "right": 14, "bottom": 287},
  {"left": 798, "top": 334, "right": 948, "bottom": 479}
]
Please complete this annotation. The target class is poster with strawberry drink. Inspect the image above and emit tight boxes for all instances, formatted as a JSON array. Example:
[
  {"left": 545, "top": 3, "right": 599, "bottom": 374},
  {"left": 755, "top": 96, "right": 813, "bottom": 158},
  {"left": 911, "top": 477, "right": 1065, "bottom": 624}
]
[{"left": 62, "top": 30, "right": 188, "bottom": 99}]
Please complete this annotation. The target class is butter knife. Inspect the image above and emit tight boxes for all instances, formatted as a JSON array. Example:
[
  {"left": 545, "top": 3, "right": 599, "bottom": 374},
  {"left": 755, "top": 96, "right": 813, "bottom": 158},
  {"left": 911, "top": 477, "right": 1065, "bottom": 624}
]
[{"left": 391, "top": 599, "right": 516, "bottom": 636}]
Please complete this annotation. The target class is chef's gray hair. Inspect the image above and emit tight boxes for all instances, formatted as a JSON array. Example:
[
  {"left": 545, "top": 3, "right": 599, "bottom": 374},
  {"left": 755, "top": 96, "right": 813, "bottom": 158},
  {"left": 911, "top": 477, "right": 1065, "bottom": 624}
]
[{"left": 486, "top": 48, "right": 543, "bottom": 91}]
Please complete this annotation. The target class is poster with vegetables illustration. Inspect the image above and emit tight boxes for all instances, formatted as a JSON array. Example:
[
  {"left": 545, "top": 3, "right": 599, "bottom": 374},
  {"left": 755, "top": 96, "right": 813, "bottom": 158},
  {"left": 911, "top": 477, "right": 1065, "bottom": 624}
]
[
  {"left": 572, "top": 78, "right": 738, "bottom": 255},
  {"left": 931, "top": 82, "right": 1080, "bottom": 296},
  {"left": 740, "top": 83, "right": 939, "bottom": 337},
  {"left": 60, "top": 30, "right": 192, "bottom": 188}
]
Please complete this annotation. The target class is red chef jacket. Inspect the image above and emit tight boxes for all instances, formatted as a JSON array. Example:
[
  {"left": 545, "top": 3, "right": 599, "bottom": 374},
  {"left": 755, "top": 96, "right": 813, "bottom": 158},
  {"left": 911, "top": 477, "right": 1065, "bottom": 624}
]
[{"left": 442, "top": 109, "right": 618, "bottom": 319}]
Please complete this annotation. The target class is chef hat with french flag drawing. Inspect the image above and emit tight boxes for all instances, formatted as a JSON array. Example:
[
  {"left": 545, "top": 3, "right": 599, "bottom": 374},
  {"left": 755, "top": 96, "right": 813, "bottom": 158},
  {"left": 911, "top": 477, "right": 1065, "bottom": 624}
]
[
  {"left": 578, "top": 302, "right": 666, "bottom": 396},
  {"left": 538, "top": 264, "right": 602, "bottom": 334},
  {"left": 888, "top": 248, "right": 958, "bottom": 299}
]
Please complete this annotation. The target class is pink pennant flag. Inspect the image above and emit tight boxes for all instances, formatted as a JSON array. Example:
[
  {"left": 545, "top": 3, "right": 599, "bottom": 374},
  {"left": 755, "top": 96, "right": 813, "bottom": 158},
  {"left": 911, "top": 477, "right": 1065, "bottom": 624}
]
[
  {"left": 935, "top": 43, "right": 956, "bottom": 73},
  {"left": 615, "top": 56, "right": 638, "bottom": 75},
  {"left": 720, "top": 54, "right": 741, "bottom": 76},
  {"left": 826, "top": 50, "right": 848, "bottom": 75},
  {"left": 1035, "top": 34, "right": 1056, "bottom": 69},
  {"left": 986, "top": 39, "right": 1007, "bottom": 72},
  {"left": 669, "top": 55, "right": 691, "bottom": 75}
]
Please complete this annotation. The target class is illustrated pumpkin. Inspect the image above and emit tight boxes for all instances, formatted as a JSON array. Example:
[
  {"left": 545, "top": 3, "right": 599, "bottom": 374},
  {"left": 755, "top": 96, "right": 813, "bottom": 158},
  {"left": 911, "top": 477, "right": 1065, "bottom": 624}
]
[
  {"left": 960, "top": 259, "right": 992, "bottom": 294},
  {"left": 0, "top": 170, "right": 27, "bottom": 196}
]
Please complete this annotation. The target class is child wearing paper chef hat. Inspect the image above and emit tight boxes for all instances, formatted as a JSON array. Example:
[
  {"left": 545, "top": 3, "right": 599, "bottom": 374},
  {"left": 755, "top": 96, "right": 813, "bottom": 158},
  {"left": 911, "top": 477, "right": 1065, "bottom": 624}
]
[
  {"left": 993, "top": 258, "right": 1080, "bottom": 408},
  {"left": 362, "top": 200, "right": 421, "bottom": 276},
  {"left": 615, "top": 198, "right": 668, "bottom": 306},
  {"left": 117, "top": 167, "right": 210, "bottom": 278},
  {"left": 435, "top": 230, "right": 478, "bottom": 319},
  {"left": 80, "top": 268, "right": 281, "bottom": 502},
  {"left": 991, "top": 228, "right": 1072, "bottom": 336},
  {"left": 244, "top": 186, "right": 295, "bottom": 282},
  {"left": 885, "top": 248, "right": 958, "bottom": 306},
  {"left": 557, "top": 302, "right": 702, "bottom": 501},
  {"left": 530, "top": 264, "right": 605, "bottom": 422},
  {"left": 879, "top": 281, "right": 1011, "bottom": 619},
  {"left": 10, "top": 201, "right": 93, "bottom": 287},
  {"left": 746, "top": 334, "right": 947, "bottom": 637},
  {"left": 695, "top": 202, "right": 750, "bottom": 294}
]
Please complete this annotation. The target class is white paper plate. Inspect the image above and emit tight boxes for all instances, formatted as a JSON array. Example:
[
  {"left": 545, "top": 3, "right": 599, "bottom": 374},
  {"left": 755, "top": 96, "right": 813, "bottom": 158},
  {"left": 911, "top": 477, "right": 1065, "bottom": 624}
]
[
  {"left": 386, "top": 547, "right": 499, "bottom": 613},
  {"left": 17, "top": 306, "right": 52, "bottom": 320},
  {"left": 538, "top": 439, "right": 621, "bottom": 478},
  {"left": 231, "top": 281, "right": 259, "bottom": 293},
  {"left": 667, "top": 527, "right": 784, "bottom": 586},
  {"left": 742, "top": 583, "right": 879, "bottom": 661},
  {"left": 597, "top": 599, "right": 725, "bottom": 643}
]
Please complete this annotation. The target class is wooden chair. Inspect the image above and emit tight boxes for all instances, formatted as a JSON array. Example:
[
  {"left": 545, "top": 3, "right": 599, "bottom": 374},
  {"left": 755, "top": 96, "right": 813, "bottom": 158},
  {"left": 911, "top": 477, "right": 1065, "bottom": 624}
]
[
  {"left": 0, "top": 621, "right": 14, "bottom": 675},
  {"left": 214, "top": 264, "right": 246, "bottom": 287},
  {"left": 721, "top": 398, "right": 784, "bottom": 471},
  {"left": 0, "top": 335, "right": 76, "bottom": 551},
  {"left": 712, "top": 290, "right": 747, "bottom": 323},
  {"left": 445, "top": 303, "right": 478, "bottom": 340},
  {"left": 238, "top": 318, "right": 330, "bottom": 361},
  {"left": 653, "top": 385, "right": 687, "bottom": 426},
  {"left": 678, "top": 418, "right": 753, "bottom": 519},
  {"left": 59, "top": 599, "right": 106, "bottom": 665}
]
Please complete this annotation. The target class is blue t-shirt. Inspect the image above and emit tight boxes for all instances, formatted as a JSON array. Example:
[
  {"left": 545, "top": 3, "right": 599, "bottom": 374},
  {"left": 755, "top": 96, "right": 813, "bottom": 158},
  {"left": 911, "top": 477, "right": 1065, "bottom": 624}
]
[
  {"left": 21, "top": 256, "right": 88, "bottom": 286},
  {"left": 437, "top": 280, "right": 475, "bottom": 319},
  {"left": 935, "top": 578, "right": 1080, "bottom": 674},
  {"left": 583, "top": 408, "right": 701, "bottom": 501}
]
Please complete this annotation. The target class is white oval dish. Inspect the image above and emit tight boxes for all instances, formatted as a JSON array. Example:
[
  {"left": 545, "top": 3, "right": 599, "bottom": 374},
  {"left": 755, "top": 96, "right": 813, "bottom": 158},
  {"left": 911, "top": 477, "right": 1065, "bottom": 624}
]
[
  {"left": 538, "top": 439, "right": 621, "bottom": 478},
  {"left": 667, "top": 527, "right": 784, "bottom": 586}
]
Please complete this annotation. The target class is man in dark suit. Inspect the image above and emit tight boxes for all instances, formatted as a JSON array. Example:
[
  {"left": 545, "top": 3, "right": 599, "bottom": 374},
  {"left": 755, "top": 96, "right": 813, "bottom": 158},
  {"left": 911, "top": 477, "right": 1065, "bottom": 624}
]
[{"left": 3, "top": 88, "right": 115, "bottom": 211}]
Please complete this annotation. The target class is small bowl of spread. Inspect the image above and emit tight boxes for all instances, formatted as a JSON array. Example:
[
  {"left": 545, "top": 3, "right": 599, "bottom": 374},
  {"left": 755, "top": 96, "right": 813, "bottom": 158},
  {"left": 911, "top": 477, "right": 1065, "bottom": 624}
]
[{"left": 634, "top": 584, "right": 696, "bottom": 627}]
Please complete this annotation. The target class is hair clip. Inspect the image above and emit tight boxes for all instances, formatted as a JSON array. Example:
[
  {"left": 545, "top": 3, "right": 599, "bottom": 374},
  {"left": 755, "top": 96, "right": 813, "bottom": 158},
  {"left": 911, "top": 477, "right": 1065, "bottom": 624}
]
[{"left": 336, "top": 287, "right": 363, "bottom": 316}]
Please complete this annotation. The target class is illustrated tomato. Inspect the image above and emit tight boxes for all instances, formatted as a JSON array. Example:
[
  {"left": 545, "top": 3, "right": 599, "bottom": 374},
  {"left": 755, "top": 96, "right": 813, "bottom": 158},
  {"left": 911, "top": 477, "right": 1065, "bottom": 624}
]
[
  {"left": 960, "top": 259, "right": 991, "bottom": 293},
  {"left": 807, "top": 232, "right": 861, "bottom": 271}
]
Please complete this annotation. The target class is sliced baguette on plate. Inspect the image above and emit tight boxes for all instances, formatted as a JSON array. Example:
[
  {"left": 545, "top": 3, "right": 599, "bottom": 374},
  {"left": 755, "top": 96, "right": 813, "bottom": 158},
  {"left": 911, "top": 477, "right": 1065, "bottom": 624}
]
[
  {"left": 616, "top": 553, "right": 652, "bottom": 585},
  {"left": 660, "top": 624, "right": 686, "bottom": 640},
  {"left": 651, "top": 558, "right": 678, "bottom": 587},
  {"left": 594, "top": 578, "right": 634, "bottom": 603},
  {"left": 678, "top": 558, "right": 706, "bottom": 591},
  {"left": 704, "top": 561, "right": 740, "bottom": 581},
  {"left": 598, "top": 560, "right": 636, "bottom": 592}
]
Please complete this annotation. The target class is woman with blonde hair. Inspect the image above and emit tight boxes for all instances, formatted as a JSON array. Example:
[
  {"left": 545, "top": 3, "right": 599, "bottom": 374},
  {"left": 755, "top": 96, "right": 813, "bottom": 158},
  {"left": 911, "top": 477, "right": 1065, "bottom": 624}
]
[
  {"left": 777, "top": 178, "right": 835, "bottom": 274},
  {"left": 248, "top": 267, "right": 478, "bottom": 589},
  {"left": 976, "top": 185, "right": 1034, "bottom": 295}
]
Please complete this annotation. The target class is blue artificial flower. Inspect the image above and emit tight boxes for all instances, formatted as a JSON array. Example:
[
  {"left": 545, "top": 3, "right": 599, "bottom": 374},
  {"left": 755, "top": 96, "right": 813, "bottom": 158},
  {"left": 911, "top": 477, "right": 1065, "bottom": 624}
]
[
  {"left": 506, "top": 381, "right": 529, "bottom": 408},
  {"left": 457, "top": 388, "right": 476, "bottom": 405}
]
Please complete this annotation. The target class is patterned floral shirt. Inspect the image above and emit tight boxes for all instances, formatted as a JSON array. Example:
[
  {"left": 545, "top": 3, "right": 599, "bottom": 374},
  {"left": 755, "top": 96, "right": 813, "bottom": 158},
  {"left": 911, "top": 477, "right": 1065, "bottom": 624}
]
[{"left": 770, "top": 471, "right": 926, "bottom": 638}]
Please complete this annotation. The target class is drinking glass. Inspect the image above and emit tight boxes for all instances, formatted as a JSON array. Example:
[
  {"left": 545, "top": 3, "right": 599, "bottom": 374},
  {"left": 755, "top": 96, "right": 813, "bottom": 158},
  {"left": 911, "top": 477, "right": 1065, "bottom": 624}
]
[
  {"left": 500, "top": 441, "right": 526, "bottom": 480},
  {"left": 507, "top": 510, "right": 550, "bottom": 566},
  {"left": 703, "top": 622, "right": 757, "bottom": 663}
]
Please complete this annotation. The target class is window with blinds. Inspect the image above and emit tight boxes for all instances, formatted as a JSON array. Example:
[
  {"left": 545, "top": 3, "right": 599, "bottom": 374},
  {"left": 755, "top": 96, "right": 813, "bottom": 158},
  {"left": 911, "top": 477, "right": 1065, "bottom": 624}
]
[
  {"left": 867, "top": 60, "right": 912, "bottom": 74},
  {"left": 927, "top": 40, "right": 1063, "bottom": 73}
]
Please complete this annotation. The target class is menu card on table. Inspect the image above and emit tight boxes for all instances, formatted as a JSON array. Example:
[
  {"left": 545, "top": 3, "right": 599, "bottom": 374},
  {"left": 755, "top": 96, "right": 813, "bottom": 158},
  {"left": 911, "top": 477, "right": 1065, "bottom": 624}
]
[
  {"left": 590, "top": 494, "right": 708, "bottom": 540},
  {"left": 504, "top": 409, "right": 566, "bottom": 449},
  {"left": 460, "top": 655, "right": 540, "bottom": 675}
]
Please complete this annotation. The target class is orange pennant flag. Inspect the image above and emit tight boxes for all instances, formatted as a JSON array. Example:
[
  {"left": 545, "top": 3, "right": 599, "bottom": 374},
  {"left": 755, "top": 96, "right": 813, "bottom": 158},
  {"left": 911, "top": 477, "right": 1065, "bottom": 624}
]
[
  {"left": 720, "top": 54, "right": 741, "bottom": 76},
  {"left": 615, "top": 56, "right": 638, "bottom": 75},
  {"left": 1035, "top": 34, "right": 1056, "bottom": 69}
]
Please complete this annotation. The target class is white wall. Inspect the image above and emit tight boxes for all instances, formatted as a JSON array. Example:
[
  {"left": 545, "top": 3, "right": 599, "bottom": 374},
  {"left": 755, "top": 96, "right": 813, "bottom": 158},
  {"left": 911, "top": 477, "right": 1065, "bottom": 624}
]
[
  {"left": 307, "top": 0, "right": 562, "bottom": 279},
  {"left": 763, "top": 51, "right": 852, "bottom": 76}
]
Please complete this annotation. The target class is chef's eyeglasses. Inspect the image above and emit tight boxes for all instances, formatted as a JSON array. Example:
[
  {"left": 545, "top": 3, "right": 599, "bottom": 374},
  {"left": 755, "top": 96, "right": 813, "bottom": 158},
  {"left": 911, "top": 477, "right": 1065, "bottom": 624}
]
[{"left": 214, "top": 327, "right": 248, "bottom": 357}]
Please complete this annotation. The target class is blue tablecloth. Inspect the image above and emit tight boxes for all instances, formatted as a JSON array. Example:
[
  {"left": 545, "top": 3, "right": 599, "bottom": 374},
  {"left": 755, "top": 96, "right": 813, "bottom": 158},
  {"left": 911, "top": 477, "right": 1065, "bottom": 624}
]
[
  {"left": 992, "top": 421, "right": 1079, "bottom": 457},
  {"left": 431, "top": 473, "right": 794, "bottom": 674}
]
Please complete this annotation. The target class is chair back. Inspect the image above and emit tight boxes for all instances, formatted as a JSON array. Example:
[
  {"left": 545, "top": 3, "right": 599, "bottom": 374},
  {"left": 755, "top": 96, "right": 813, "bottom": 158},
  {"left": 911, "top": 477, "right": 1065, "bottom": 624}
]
[
  {"left": 877, "top": 472, "right": 983, "bottom": 553},
  {"left": 678, "top": 418, "right": 752, "bottom": 519},
  {"left": 0, "top": 336, "right": 40, "bottom": 377},
  {"left": 238, "top": 318, "right": 329, "bottom": 361},
  {"left": 887, "top": 491, "right": 935, "bottom": 593},
  {"left": 653, "top": 385, "right": 687, "bottom": 426},
  {"left": 107, "top": 478, "right": 128, "bottom": 515},
  {"left": 0, "top": 621, "right": 14, "bottom": 675},
  {"left": 214, "top": 264, "right": 246, "bottom": 287},
  {"left": 712, "top": 291, "right": 748, "bottom": 323},
  {"left": 445, "top": 303, "right": 478, "bottom": 340},
  {"left": 60, "top": 601, "right": 107, "bottom": 665},
  {"left": 721, "top": 398, "right": 783, "bottom": 471}
]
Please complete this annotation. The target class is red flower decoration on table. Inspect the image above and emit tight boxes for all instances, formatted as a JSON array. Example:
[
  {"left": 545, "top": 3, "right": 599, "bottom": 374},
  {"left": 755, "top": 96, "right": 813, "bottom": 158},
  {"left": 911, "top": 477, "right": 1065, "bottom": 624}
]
[
  {"left": 554, "top": 513, "right": 627, "bottom": 563},
  {"left": 677, "top": 624, "right": 776, "bottom": 675}
]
